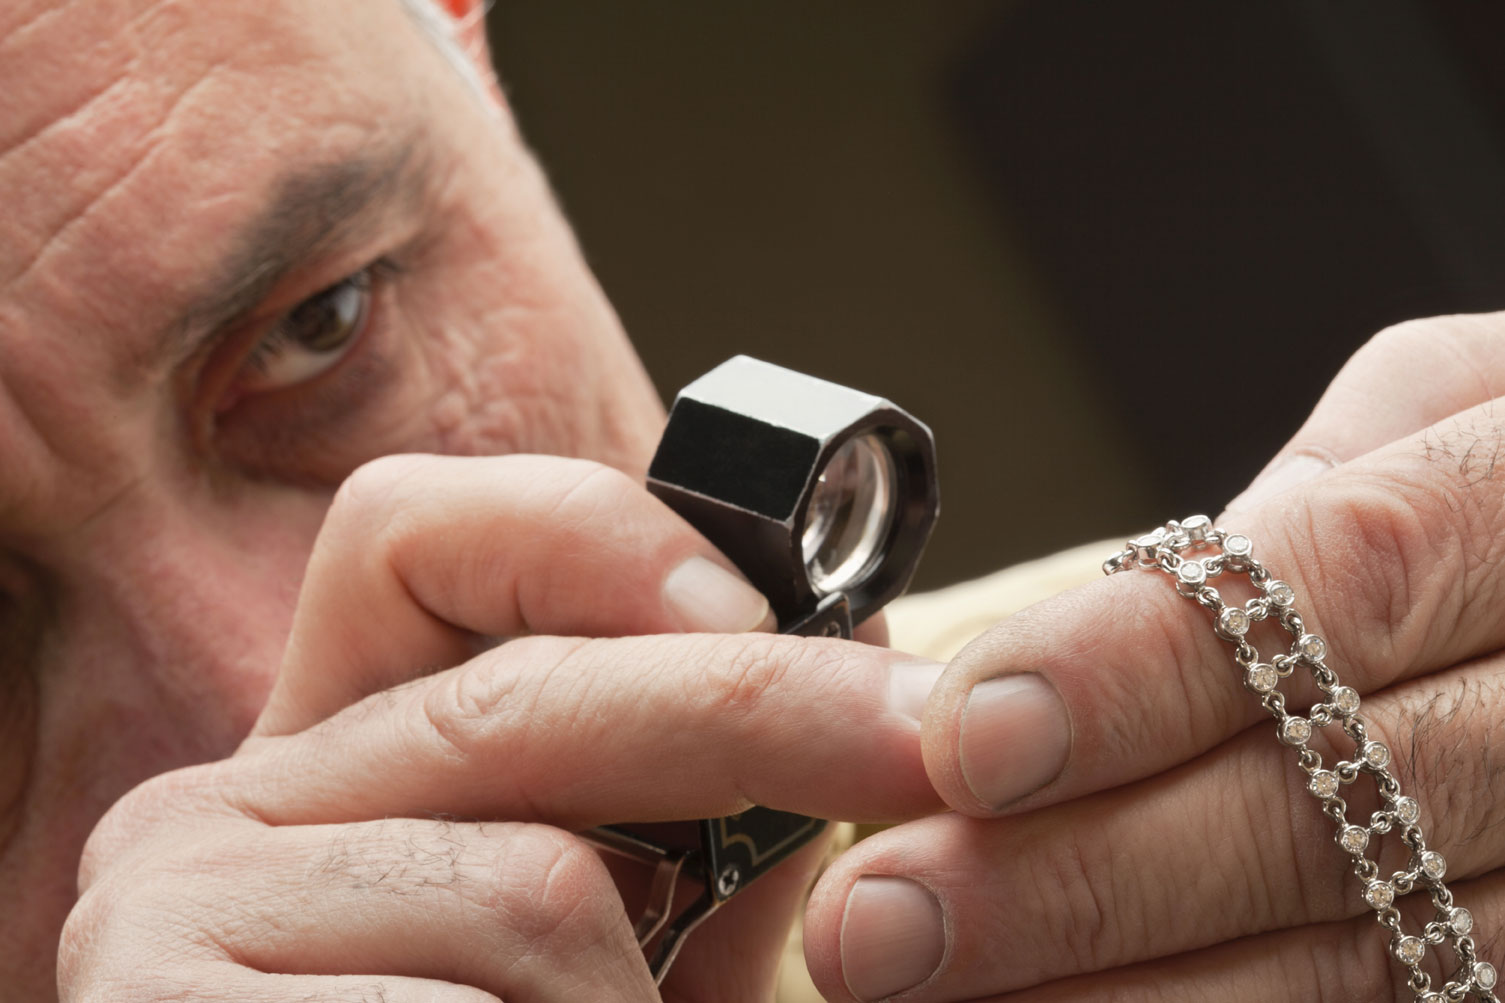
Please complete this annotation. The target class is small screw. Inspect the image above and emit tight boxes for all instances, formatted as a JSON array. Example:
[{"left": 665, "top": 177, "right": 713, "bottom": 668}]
[{"left": 717, "top": 864, "right": 741, "bottom": 898}]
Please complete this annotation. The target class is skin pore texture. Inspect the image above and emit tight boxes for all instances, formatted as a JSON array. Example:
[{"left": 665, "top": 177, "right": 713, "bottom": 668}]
[{"left": 0, "top": 0, "right": 663, "bottom": 993}]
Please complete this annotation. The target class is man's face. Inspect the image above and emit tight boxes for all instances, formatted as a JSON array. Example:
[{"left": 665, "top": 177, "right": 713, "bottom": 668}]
[{"left": 0, "top": 0, "right": 664, "bottom": 991}]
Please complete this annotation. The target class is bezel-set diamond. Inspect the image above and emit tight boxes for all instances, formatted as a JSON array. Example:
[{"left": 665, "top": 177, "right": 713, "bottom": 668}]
[
  {"left": 1394, "top": 936, "right": 1426, "bottom": 966},
  {"left": 1177, "top": 560, "right": 1207, "bottom": 586},
  {"left": 1218, "top": 606, "right": 1251, "bottom": 636},
  {"left": 1109, "top": 518, "right": 1491, "bottom": 1003},
  {"left": 1181, "top": 514, "right": 1212, "bottom": 542},
  {"left": 1246, "top": 663, "right": 1279, "bottom": 693},
  {"left": 1308, "top": 770, "right": 1340, "bottom": 798},
  {"left": 1361, "top": 741, "right": 1391, "bottom": 770},
  {"left": 1280, "top": 716, "right": 1313, "bottom": 746},
  {"left": 1266, "top": 580, "right": 1296, "bottom": 606},
  {"left": 1339, "top": 825, "right": 1370, "bottom": 854},
  {"left": 1296, "top": 633, "right": 1327, "bottom": 662},
  {"left": 1363, "top": 880, "right": 1395, "bottom": 910}
]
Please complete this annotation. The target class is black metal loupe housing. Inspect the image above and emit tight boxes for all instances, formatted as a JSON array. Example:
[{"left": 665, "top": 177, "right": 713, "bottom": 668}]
[{"left": 588, "top": 356, "right": 940, "bottom": 981}]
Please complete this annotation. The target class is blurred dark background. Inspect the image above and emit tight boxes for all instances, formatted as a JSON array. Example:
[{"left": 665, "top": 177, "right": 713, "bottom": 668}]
[{"left": 488, "top": 0, "right": 1505, "bottom": 591}]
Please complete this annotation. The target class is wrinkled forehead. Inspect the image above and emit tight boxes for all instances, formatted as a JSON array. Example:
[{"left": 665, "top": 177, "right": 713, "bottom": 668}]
[{"left": 0, "top": 0, "right": 444, "bottom": 336}]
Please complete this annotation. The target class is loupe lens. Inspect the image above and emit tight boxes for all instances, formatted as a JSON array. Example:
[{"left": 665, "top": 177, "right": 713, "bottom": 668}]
[{"left": 801, "top": 433, "right": 897, "bottom": 595}]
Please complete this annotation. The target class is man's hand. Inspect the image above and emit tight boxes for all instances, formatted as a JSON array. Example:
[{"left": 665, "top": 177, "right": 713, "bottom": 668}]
[
  {"left": 57, "top": 455, "right": 942, "bottom": 1002},
  {"left": 804, "top": 315, "right": 1505, "bottom": 1001}
]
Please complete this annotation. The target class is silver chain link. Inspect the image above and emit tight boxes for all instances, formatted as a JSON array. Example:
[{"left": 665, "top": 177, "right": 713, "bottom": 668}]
[{"left": 1106, "top": 516, "right": 1499, "bottom": 1002}]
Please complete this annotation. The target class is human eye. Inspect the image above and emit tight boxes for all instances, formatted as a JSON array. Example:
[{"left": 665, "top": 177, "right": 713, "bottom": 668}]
[{"left": 229, "top": 265, "right": 382, "bottom": 398}]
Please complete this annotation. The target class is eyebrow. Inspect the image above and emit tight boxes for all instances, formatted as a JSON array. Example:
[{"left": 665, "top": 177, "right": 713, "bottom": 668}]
[{"left": 161, "top": 142, "right": 426, "bottom": 368}]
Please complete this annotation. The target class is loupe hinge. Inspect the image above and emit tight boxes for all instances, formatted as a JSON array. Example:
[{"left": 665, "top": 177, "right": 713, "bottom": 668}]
[{"left": 781, "top": 591, "right": 854, "bottom": 638}]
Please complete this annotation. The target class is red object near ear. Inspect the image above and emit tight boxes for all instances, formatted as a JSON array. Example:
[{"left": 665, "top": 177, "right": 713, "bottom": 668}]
[{"left": 434, "top": 0, "right": 476, "bottom": 19}]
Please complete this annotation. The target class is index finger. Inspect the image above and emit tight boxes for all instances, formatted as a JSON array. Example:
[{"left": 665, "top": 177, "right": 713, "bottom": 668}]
[
  {"left": 255, "top": 453, "right": 775, "bottom": 736},
  {"left": 233, "top": 633, "right": 944, "bottom": 829}
]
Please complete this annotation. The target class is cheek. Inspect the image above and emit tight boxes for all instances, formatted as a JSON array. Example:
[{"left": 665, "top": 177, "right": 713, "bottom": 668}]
[{"left": 419, "top": 315, "right": 597, "bottom": 460}]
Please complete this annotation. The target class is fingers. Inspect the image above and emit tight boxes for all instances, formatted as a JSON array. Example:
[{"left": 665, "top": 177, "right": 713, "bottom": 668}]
[
  {"left": 918, "top": 391, "right": 1505, "bottom": 820},
  {"left": 62, "top": 969, "right": 504, "bottom": 1003},
  {"left": 255, "top": 453, "right": 774, "bottom": 737},
  {"left": 806, "top": 655, "right": 1505, "bottom": 1000},
  {"left": 985, "top": 868, "right": 1505, "bottom": 1002},
  {"left": 1228, "top": 312, "right": 1505, "bottom": 513},
  {"left": 63, "top": 818, "right": 654, "bottom": 1002},
  {"left": 234, "top": 632, "right": 941, "bottom": 830}
]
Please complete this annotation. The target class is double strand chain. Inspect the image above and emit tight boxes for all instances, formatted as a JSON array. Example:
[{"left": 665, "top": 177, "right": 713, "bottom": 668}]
[{"left": 1105, "top": 516, "right": 1498, "bottom": 1002}]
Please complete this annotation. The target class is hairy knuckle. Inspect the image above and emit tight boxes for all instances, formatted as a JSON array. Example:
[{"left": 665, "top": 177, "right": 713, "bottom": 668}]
[{"left": 1390, "top": 673, "right": 1505, "bottom": 853}]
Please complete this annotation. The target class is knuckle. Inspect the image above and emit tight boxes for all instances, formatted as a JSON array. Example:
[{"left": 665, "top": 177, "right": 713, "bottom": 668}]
[
  {"left": 329, "top": 453, "right": 437, "bottom": 526},
  {"left": 1024, "top": 826, "right": 1117, "bottom": 970},
  {"left": 489, "top": 825, "right": 619, "bottom": 948},
  {"left": 418, "top": 636, "right": 584, "bottom": 760},
  {"left": 56, "top": 885, "right": 111, "bottom": 996},
  {"left": 545, "top": 459, "right": 638, "bottom": 528},
  {"left": 1385, "top": 673, "right": 1505, "bottom": 853},
  {"left": 698, "top": 633, "right": 843, "bottom": 721},
  {"left": 1363, "top": 312, "right": 1505, "bottom": 375},
  {"left": 1270, "top": 478, "right": 1474, "bottom": 680},
  {"left": 79, "top": 765, "right": 233, "bottom": 889}
]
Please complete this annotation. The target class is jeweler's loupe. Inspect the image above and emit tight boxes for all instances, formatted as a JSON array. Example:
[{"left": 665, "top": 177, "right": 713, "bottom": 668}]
[{"left": 587, "top": 355, "right": 939, "bottom": 980}]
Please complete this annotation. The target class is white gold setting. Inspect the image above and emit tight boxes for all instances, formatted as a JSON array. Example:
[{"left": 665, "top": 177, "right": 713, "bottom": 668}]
[{"left": 1105, "top": 518, "right": 1496, "bottom": 1002}]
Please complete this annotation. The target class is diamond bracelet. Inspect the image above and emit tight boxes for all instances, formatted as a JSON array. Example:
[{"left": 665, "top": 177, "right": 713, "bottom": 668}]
[{"left": 1105, "top": 517, "right": 1497, "bottom": 1002}]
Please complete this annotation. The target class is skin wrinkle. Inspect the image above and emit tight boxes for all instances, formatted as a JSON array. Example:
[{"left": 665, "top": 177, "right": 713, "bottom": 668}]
[
  {"left": 0, "top": 72, "right": 138, "bottom": 175},
  {"left": 7, "top": 60, "right": 226, "bottom": 291}
]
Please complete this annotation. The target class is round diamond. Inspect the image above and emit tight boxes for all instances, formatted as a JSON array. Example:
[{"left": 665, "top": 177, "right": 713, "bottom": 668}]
[
  {"left": 1476, "top": 961, "right": 1498, "bottom": 990},
  {"left": 1182, "top": 514, "right": 1212, "bottom": 541},
  {"left": 1338, "top": 825, "right": 1370, "bottom": 854},
  {"left": 1280, "top": 716, "right": 1313, "bottom": 746},
  {"left": 1450, "top": 907, "right": 1474, "bottom": 935},
  {"left": 1361, "top": 742, "right": 1391, "bottom": 770},
  {"left": 1224, "top": 533, "right": 1253, "bottom": 558},
  {"left": 1177, "top": 560, "right": 1207, "bottom": 586},
  {"left": 1420, "top": 850, "right": 1447, "bottom": 881},
  {"left": 1394, "top": 935, "right": 1426, "bottom": 966},
  {"left": 1331, "top": 686, "right": 1361, "bottom": 715},
  {"left": 1246, "top": 663, "right": 1279, "bottom": 694},
  {"left": 1266, "top": 580, "right": 1296, "bottom": 606},
  {"left": 1395, "top": 797, "right": 1421, "bottom": 825},
  {"left": 1296, "top": 633, "right": 1328, "bottom": 661},
  {"left": 1309, "top": 770, "right": 1340, "bottom": 798},
  {"left": 1363, "top": 880, "right": 1395, "bottom": 910},
  {"left": 1218, "top": 607, "right": 1251, "bottom": 636}
]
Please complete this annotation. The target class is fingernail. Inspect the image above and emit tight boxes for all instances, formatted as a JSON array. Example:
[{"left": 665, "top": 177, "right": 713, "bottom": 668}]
[
  {"left": 888, "top": 660, "right": 945, "bottom": 725},
  {"left": 1226, "top": 453, "right": 1334, "bottom": 512},
  {"left": 959, "top": 674, "right": 1071, "bottom": 811},
  {"left": 662, "top": 555, "right": 773, "bottom": 633},
  {"left": 840, "top": 876, "right": 946, "bottom": 1001}
]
